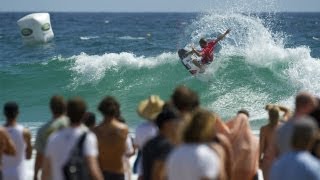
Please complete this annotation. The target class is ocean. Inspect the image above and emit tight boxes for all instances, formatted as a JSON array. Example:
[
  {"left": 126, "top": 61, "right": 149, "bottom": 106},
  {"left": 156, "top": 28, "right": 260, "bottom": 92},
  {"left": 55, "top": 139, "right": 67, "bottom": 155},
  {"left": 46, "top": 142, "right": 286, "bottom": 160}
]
[
  {"left": 1, "top": 11, "right": 320, "bottom": 128},
  {"left": 0, "top": 11, "right": 320, "bottom": 178}
]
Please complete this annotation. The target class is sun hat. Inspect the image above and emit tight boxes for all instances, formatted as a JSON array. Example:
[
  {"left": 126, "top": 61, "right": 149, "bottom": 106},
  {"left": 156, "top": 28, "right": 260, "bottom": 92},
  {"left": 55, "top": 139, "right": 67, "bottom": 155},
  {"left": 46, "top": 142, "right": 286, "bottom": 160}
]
[{"left": 137, "top": 95, "right": 165, "bottom": 121}]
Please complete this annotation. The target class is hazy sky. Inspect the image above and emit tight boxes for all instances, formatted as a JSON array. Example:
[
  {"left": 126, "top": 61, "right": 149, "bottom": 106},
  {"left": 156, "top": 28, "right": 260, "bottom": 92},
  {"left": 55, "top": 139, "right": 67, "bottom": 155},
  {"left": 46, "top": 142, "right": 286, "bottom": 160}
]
[{"left": 0, "top": 0, "right": 319, "bottom": 12}]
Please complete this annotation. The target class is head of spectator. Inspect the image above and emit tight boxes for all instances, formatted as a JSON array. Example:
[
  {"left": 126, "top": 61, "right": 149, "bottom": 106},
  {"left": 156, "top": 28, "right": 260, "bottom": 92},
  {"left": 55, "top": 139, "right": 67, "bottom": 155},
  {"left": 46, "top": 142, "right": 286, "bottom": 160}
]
[
  {"left": 82, "top": 112, "right": 96, "bottom": 129},
  {"left": 291, "top": 116, "right": 318, "bottom": 151},
  {"left": 155, "top": 104, "right": 181, "bottom": 144},
  {"left": 98, "top": 96, "right": 120, "bottom": 121},
  {"left": 171, "top": 85, "right": 199, "bottom": 113},
  {"left": 137, "top": 95, "right": 164, "bottom": 121},
  {"left": 50, "top": 95, "right": 66, "bottom": 118},
  {"left": 67, "top": 97, "right": 87, "bottom": 125},
  {"left": 183, "top": 109, "right": 217, "bottom": 143},
  {"left": 3, "top": 101, "right": 19, "bottom": 121},
  {"left": 295, "top": 92, "right": 318, "bottom": 117},
  {"left": 266, "top": 105, "right": 280, "bottom": 126}
]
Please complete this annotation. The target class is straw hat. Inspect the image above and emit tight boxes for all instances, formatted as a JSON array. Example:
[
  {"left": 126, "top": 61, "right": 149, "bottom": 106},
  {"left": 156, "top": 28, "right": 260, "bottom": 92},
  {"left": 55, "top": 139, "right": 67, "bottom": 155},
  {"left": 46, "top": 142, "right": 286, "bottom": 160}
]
[{"left": 137, "top": 95, "right": 165, "bottom": 121}]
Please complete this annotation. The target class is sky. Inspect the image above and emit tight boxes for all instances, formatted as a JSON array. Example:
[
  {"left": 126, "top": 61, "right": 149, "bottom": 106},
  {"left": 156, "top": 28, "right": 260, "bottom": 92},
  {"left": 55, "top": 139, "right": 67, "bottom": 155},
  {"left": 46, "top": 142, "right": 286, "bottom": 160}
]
[{"left": 0, "top": 0, "right": 319, "bottom": 12}]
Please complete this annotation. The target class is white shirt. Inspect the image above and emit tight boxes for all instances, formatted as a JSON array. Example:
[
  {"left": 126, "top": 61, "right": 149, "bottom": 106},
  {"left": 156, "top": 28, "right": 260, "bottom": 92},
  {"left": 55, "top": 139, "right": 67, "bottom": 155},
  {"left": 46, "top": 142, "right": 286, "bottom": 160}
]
[
  {"left": 45, "top": 126, "right": 98, "bottom": 180},
  {"left": 2, "top": 124, "right": 27, "bottom": 180},
  {"left": 134, "top": 121, "right": 158, "bottom": 149},
  {"left": 167, "top": 144, "right": 220, "bottom": 180},
  {"left": 134, "top": 121, "right": 158, "bottom": 175}
]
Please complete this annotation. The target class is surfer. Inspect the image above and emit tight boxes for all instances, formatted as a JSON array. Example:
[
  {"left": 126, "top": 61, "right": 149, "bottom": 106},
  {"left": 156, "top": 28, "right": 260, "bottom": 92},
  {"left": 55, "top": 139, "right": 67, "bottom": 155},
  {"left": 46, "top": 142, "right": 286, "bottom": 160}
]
[{"left": 190, "top": 29, "right": 231, "bottom": 71}]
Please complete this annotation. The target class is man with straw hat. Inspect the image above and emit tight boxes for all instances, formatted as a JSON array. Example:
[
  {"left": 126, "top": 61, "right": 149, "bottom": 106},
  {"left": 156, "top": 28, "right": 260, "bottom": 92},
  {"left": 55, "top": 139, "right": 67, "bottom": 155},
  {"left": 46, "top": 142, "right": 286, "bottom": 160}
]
[{"left": 134, "top": 95, "right": 165, "bottom": 179}]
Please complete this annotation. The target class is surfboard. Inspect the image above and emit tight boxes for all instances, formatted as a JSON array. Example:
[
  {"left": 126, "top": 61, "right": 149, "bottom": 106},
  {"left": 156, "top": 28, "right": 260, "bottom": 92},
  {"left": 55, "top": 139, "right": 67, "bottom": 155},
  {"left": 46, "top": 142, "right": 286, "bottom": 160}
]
[{"left": 178, "top": 49, "right": 203, "bottom": 75}]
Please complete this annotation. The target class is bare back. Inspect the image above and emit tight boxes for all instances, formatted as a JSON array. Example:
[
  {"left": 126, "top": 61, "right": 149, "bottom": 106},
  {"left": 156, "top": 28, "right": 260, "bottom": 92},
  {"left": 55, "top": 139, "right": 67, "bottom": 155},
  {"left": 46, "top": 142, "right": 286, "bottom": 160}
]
[
  {"left": 0, "top": 127, "right": 16, "bottom": 167},
  {"left": 93, "top": 120, "right": 128, "bottom": 174}
]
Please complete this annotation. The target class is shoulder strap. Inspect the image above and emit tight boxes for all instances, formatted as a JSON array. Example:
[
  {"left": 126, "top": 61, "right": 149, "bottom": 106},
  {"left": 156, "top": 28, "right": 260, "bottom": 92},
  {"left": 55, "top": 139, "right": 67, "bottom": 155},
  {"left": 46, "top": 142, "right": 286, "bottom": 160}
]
[{"left": 76, "top": 132, "right": 87, "bottom": 155}]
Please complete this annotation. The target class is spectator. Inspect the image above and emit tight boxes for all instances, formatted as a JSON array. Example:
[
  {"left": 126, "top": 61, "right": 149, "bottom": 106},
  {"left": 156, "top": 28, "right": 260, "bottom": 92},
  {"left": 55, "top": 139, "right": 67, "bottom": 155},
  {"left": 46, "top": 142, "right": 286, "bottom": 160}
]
[
  {"left": 134, "top": 95, "right": 164, "bottom": 178},
  {"left": 142, "top": 105, "right": 180, "bottom": 180},
  {"left": 171, "top": 85, "right": 200, "bottom": 123},
  {"left": 276, "top": 92, "right": 318, "bottom": 155},
  {"left": 2, "top": 101, "right": 32, "bottom": 180},
  {"left": 93, "top": 96, "right": 128, "bottom": 180},
  {"left": 0, "top": 127, "right": 16, "bottom": 180},
  {"left": 270, "top": 117, "right": 320, "bottom": 180},
  {"left": 82, "top": 112, "right": 96, "bottom": 130},
  {"left": 33, "top": 95, "right": 68, "bottom": 180},
  {"left": 42, "top": 97, "right": 103, "bottom": 180},
  {"left": 225, "top": 110, "right": 259, "bottom": 180},
  {"left": 167, "top": 109, "right": 220, "bottom": 180}
]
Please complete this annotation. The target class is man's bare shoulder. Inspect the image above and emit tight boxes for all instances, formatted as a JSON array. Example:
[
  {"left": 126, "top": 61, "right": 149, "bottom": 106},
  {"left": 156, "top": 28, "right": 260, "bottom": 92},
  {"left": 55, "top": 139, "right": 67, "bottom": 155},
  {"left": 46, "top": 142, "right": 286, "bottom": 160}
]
[
  {"left": 93, "top": 121, "right": 128, "bottom": 135},
  {"left": 113, "top": 120, "right": 129, "bottom": 132}
]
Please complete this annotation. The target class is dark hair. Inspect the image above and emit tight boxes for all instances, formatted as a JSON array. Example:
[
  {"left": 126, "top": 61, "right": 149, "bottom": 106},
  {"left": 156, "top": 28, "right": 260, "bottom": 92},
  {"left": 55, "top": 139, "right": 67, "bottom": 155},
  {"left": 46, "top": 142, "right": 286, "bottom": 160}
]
[
  {"left": 98, "top": 96, "right": 120, "bottom": 118},
  {"left": 82, "top": 112, "right": 96, "bottom": 128},
  {"left": 171, "top": 85, "right": 199, "bottom": 112},
  {"left": 237, "top": 109, "right": 250, "bottom": 117},
  {"left": 67, "top": 97, "right": 87, "bottom": 124},
  {"left": 50, "top": 95, "right": 66, "bottom": 115},
  {"left": 199, "top": 38, "right": 207, "bottom": 45},
  {"left": 3, "top": 101, "right": 19, "bottom": 119},
  {"left": 155, "top": 106, "right": 179, "bottom": 129},
  {"left": 295, "top": 92, "right": 317, "bottom": 111},
  {"left": 291, "top": 117, "right": 317, "bottom": 150}
]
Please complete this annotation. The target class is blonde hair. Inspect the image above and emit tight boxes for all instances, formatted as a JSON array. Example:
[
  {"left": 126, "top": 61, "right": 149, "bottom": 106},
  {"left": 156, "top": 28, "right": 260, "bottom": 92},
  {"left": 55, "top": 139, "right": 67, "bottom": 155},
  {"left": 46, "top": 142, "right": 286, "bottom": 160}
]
[
  {"left": 183, "top": 109, "right": 217, "bottom": 143},
  {"left": 268, "top": 106, "right": 280, "bottom": 126}
]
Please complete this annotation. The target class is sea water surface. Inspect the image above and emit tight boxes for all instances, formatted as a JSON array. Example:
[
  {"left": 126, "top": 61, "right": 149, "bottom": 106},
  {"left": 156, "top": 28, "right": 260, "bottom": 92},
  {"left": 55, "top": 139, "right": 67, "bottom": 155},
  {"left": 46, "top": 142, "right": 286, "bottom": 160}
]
[{"left": 0, "top": 11, "right": 320, "bottom": 178}]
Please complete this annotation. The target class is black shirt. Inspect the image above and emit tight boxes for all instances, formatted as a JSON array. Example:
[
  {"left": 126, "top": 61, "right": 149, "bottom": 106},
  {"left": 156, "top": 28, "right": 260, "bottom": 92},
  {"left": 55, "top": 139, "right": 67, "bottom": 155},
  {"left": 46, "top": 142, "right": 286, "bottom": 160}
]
[{"left": 142, "top": 134, "right": 174, "bottom": 180}]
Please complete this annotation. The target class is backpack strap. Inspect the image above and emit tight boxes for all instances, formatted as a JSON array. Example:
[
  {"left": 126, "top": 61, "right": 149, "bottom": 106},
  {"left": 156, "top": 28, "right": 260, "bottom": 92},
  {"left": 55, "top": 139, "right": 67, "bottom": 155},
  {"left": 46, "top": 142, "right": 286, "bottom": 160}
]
[{"left": 77, "top": 132, "right": 87, "bottom": 155}]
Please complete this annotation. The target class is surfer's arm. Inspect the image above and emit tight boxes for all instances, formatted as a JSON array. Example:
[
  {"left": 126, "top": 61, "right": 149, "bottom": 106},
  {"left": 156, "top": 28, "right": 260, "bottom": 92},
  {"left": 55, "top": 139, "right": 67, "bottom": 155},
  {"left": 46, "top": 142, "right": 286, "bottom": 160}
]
[
  {"left": 216, "top": 29, "right": 231, "bottom": 42},
  {"left": 191, "top": 48, "right": 202, "bottom": 57}
]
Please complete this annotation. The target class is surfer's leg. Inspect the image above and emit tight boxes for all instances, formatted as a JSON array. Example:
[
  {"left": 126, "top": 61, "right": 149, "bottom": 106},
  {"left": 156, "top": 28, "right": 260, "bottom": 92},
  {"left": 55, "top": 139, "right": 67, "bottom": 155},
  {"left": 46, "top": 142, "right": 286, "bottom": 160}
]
[
  {"left": 192, "top": 59, "right": 202, "bottom": 68},
  {"left": 192, "top": 60, "right": 205, "bottom": 73}
]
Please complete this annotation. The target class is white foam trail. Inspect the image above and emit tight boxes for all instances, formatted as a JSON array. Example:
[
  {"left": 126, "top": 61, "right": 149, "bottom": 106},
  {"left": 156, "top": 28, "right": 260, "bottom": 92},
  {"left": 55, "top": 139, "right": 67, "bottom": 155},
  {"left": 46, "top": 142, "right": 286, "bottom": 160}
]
[
  {"left": 118, "top": 36, "right": 145, "bottom": 40},
  {"left": 105, "top": 20, "right": 110, "bottom": 24},
  {"left": 69, "top": 52, "right": 177, "bottom": 83},
  {"left": 313, "top": 37, "right": 319, "bottom": 41},
  {"left": 80, "top": 36, "right": 100, "bottom": 40}
]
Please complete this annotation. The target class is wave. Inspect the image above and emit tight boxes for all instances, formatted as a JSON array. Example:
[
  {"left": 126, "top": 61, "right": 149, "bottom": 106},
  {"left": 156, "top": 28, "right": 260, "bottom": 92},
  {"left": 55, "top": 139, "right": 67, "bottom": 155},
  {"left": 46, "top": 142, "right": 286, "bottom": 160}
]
[
  {"left": 118, "top": 36, "right": 145, "bottom": 40},
  {"left": 181, "top": 10, "right": 320, "bottom": 119},
  {"left": 104, "top": 20, "right": 110, "bottom": 24},
  {"left": 80, "top": 36, "right": 100, "bottom": 40},
  {"left": 68, "top": 52, "right": 177, "bottom": 85}
]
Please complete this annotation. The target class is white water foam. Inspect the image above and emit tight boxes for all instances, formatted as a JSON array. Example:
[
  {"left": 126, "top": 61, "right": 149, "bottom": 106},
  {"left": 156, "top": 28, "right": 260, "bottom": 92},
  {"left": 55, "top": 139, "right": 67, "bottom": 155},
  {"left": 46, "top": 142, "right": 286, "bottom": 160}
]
[
  {"left": 118, "top": 36, "right": 145, "bottom": 40},
  {"left": 185, "top": 10, "right": 320, "bottom": 120},
  {"left": 68, "top": 52, "right": 177, "bottom": 84},
  {"left": 80, "top": 36, "right": 100, "bottom": 40}
]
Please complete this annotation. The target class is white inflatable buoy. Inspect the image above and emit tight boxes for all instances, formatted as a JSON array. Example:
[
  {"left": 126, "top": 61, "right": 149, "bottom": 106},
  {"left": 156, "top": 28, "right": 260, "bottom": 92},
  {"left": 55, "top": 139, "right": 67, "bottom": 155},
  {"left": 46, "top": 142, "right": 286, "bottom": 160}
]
[{"left": 17, "top": 13, "right": 54, "bottom": 44}]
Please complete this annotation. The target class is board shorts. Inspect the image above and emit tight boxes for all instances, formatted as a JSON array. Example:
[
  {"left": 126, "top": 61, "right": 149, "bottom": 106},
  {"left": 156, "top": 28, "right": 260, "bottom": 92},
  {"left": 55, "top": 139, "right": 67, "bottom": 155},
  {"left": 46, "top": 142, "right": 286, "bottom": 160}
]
[{"left": 103, "top": 171, "right": 125, "bottom": 180}]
